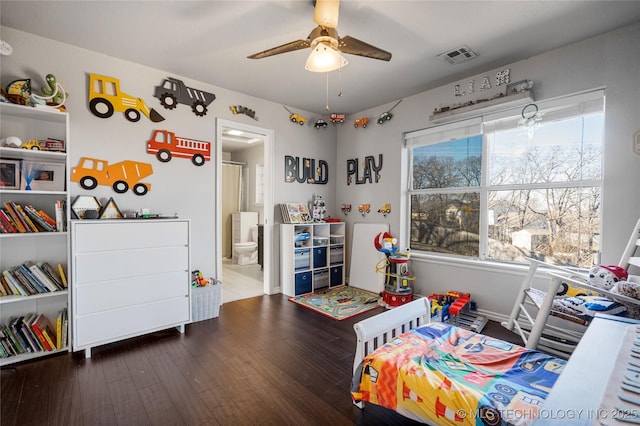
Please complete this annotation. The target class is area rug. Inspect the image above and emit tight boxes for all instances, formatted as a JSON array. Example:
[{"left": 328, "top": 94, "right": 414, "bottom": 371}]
[{"left": 289, "top": 285, "right": 382, "bottom": 320}]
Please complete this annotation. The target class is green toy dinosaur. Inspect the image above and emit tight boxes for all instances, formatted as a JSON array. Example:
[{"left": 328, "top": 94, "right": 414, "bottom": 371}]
[{"left": 40, "top": 73, "right": 68, "bottom": 105}]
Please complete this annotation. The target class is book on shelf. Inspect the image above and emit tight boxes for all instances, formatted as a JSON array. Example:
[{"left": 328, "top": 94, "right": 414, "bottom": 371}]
[
  {"left": 55, "top": 308, "right": 67, "bottom": 350},
  {"left": 40, "top": 262, "right": 65, "bottom": 290},
  {"left": 2, "top": 270, "right": 24, "bottom": 296},
  {"left": 15, "top": 264, "right": 48, "bottom": 294},
  {"left": 9, "top": 317, "right": 32, "bottom": 353},
  {"left": 0, "top": 209, "right": 18, "bottom": 233},
  {"left": 5, "top": 268, "right": 33, "bottom": 296},
  {"left": 14, "top": 204, "right": 39, "bottom": 232},
  {"left": 57, "top": 264, "right": 67, "bottom": 288},
  {"left": 41, "top": 325, "right": 56, "bottom": 351},
  {"left": 55, "top": 199, "right": 65, "bottom": 232},
  {"left": 30, "top": 313, "right": 53, "bottom": 351},
  {"left": 25, "top": 261, "right": 60, "bottom": 292},
  {"left": 3, "top": 202, "right": 29, "bottom": 233},
  {"left": 0, "top": 328, "right": 17, "bottom": 357},
  {"left": 2, "top": 324, "right": 23, "bottom": 355},
  {"left": 23, "top": 206, "right": 55, "bottom": 232},
  {"left": 280, "top": 203, "right": 312, "bottom": 224},
  {"left": 18, "top": 316, "right": 43, "bottom": 352}
]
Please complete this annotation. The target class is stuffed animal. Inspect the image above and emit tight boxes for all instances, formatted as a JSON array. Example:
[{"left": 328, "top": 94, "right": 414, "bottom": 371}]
[
  {"left": 611, "top": 279, "right": 640, "bottom": 319},
  {"left": 587, "top": 265, "right": 628, "bottom": 291}
]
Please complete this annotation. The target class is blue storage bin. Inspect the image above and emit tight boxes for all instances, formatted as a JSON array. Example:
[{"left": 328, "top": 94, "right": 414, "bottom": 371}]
[
  {"left": 313, "top": 247, "right": 327, "bottom": 268},
  {"left": 330, "top": 266, "right": 343, "bottom": 286},
  {"left": 295, "top": 271, "right": 312, "bottom": 295}
]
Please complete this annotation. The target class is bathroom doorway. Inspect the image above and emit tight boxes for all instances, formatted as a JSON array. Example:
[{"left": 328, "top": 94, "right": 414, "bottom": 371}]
[{"left": 216, "top": 119, "right": 273, "bottom": 303}]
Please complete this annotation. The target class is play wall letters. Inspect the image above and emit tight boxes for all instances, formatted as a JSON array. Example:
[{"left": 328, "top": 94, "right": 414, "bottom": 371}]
[{"left": 347, "top": 154, "right": 383, "bottom": 185}]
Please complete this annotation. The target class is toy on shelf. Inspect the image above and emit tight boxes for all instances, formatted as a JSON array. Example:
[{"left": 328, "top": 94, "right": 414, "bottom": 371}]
[
  {"left": 311, "top": 194, "right": 326, "bottom": 222},
  {"left": 31, "top": 73, "right": 68, "bottom": 111},
  {"left": 283, "top": 106, "right": 307, "bottom": 126},
  {"left": 374, "top": 232, "right": 415, "bottom": 307}
]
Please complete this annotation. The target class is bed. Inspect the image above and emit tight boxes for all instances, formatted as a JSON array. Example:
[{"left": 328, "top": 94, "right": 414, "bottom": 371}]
[{"left": 351, "top": 298, "right": 566, "bottom": 425}]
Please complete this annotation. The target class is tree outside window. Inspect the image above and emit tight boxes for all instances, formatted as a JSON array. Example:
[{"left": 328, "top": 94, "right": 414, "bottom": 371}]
[{"left": 407, "top": 96, "right": 603, "bottom": 268}]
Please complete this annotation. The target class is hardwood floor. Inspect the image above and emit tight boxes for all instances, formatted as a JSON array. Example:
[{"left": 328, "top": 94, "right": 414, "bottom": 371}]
[{"left": 0, "top": 295, "right": 522, "bottom": 426}]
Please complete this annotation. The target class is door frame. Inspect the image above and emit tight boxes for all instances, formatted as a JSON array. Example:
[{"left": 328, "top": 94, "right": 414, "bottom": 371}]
[{"left": 215, "top": 118, "right": 275, "bottom": 295}]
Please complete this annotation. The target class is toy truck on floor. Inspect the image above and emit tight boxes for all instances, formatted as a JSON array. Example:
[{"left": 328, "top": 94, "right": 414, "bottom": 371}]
[
  {"left": 71, "top": 157, "right": 153, "bottom": 196},
  {"left": 147, "top": 129, "right": 211, "bottom": 166},
  {"left": 154, "top": 77, "right": 216, "bottom": 117},
  {"left": 88, "top": 73, "right": 165, "bottom": 123}
]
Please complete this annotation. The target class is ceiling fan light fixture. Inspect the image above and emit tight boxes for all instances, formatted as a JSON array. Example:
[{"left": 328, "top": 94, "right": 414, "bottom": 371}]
[{"left": 305, "top": 42, "right": 348, "bottom": 72}]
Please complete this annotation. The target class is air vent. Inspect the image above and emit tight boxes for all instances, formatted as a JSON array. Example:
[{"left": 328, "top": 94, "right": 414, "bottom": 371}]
[{"left": 438, "top": 45, "right": 478, "bottom": 64}]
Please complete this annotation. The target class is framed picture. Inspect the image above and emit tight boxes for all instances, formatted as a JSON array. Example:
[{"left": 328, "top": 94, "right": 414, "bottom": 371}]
[
  {"left": 99, "top": 197, "right": 123, "bottom": 219},
  {"left": 20, "top": 160, "right": 66, "bottom": 191},
  {"left": 71, "top": 195, "right": 101, "bottom": 219},
  {"left": 0, "top": 159, "right": 21, "bottom": 190}
]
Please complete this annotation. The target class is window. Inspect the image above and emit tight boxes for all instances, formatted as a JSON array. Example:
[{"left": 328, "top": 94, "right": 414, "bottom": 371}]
[{"left": 406, "top": 91, "right": 604, "bottom": 268}]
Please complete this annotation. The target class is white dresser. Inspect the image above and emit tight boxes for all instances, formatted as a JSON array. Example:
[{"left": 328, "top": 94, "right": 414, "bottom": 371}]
[{"left": 71, "top": 219, "right": 190, "bottom": 357}]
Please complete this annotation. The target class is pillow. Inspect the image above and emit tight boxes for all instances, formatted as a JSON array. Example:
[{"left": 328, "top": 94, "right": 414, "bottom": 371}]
[
  {"left": 611, "top": 280, "right": 640, "bottom": 319},
  {"left": 553, "top": 295, "right": 626, "bottom": 320}
]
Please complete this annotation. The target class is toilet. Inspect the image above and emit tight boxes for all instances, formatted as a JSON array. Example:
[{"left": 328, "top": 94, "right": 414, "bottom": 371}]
[{"left": 233, "top": 226, "right": 258, "bottom": 265}]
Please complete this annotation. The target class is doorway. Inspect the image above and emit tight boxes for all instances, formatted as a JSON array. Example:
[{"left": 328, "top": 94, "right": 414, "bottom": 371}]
[{"left": 216, "top": 119, "right": 273, "bottom": 303}]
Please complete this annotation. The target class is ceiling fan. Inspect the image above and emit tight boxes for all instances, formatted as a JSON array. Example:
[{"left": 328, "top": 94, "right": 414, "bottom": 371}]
[{"left": 247, "top": 0, "right": 391, "bottom": 71}]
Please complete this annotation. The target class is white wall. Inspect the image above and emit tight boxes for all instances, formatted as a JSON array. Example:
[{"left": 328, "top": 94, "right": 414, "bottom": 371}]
[
  {"left": 336, "top": 23, "right": 640, "bottom": 319},
  {"left": 0, "top": 26, "right": 338, "bottom": 291}
]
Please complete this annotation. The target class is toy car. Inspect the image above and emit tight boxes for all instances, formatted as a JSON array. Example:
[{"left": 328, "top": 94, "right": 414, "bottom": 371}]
[
  {"left": 289, "top": 113, "right": 307, "bottom": 126},
  {"left": 329, "top": 113, "right": 346, "bottom": 123},
  {"left": 42, "top": 138, "right": 65, "bottom": 152},
  {"left": 314, "top": 119, "right": 328, "bottom": 129},
  {"left": 354, "top": 117, "right": 369, "bottom": 128},
  {"left": 21, "top": 139, "right": 42, "bottom": 150},
  {"left": 377, "top": 112, "right": 393, "bottom": 124}
]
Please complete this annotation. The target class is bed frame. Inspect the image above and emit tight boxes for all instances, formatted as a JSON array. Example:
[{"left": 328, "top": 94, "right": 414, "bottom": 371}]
[{"left": 352, "top": 297, "right": 431, "bottom": 408}]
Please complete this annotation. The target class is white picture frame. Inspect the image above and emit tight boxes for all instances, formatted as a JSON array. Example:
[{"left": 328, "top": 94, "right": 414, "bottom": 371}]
[{"left": 20, "top": 160, "right": 66, "bottom": 191}]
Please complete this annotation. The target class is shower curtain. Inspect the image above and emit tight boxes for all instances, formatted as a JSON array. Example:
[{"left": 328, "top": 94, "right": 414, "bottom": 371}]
[{"left": 222, "top": 163, "right": 242, "bottom": 259}]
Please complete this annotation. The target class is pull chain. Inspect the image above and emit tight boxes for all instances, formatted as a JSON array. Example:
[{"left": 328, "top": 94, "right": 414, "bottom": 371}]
[{"left": 325, "top": 73, "right": 330, "bottom": 111}]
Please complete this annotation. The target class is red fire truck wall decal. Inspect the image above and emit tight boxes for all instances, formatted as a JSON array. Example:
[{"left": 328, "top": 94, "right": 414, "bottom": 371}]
[{"left": 146, "top": 129, "right": 211, "bottom": 166}]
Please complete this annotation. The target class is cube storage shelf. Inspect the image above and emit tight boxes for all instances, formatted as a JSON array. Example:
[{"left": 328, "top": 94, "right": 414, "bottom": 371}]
[
  {"left": 281, "top": 222, "right": 345, "bottom": 297},
  {"left": 0, "top": 103, "right": 70, "bottom": 366}
]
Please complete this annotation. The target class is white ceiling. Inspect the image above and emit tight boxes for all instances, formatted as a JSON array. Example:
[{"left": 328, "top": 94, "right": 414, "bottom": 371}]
[{"left": 1, "top": 0, "right": 640, "bottom": 118}]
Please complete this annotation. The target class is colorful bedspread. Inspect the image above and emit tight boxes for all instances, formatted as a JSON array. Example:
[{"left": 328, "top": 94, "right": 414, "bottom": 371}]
[{"left": 352, "top": 322, "right": 565, "bottom": 426}]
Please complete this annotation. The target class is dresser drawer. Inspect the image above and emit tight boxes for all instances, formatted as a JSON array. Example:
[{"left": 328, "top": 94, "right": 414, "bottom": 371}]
[
  {"left": 73, "top": 220, "right": 188, "bottom": 252},
  {"left": 74, "top": 245, "right": 188, "bottom": 284},
  {"left": 74, "top": 297, "right": 190, "bottom": 348},
  {"left": 74, "top": 270, "right": 189, "bottom": 316}
]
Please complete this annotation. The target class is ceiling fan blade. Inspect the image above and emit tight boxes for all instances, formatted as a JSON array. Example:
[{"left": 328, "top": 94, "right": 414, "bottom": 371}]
[
  {"left": 313, "top": 0, "right": 340, "bottom": 28},
  {"left": 247, "top": 39, "right": 311, "bottom": 59},
  {"left": 338, "top": 35, "right": 392, "bottom": 61}
]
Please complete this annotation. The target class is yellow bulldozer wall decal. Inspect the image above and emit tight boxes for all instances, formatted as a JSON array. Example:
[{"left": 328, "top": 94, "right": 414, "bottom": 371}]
[{"left": 88, "top": 73, "right": 165, "bottom": 123}]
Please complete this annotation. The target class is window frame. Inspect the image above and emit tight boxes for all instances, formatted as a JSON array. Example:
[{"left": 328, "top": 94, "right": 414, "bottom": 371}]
[{"left": 404, "top": 90, "right": 604, "bottom": 265}]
